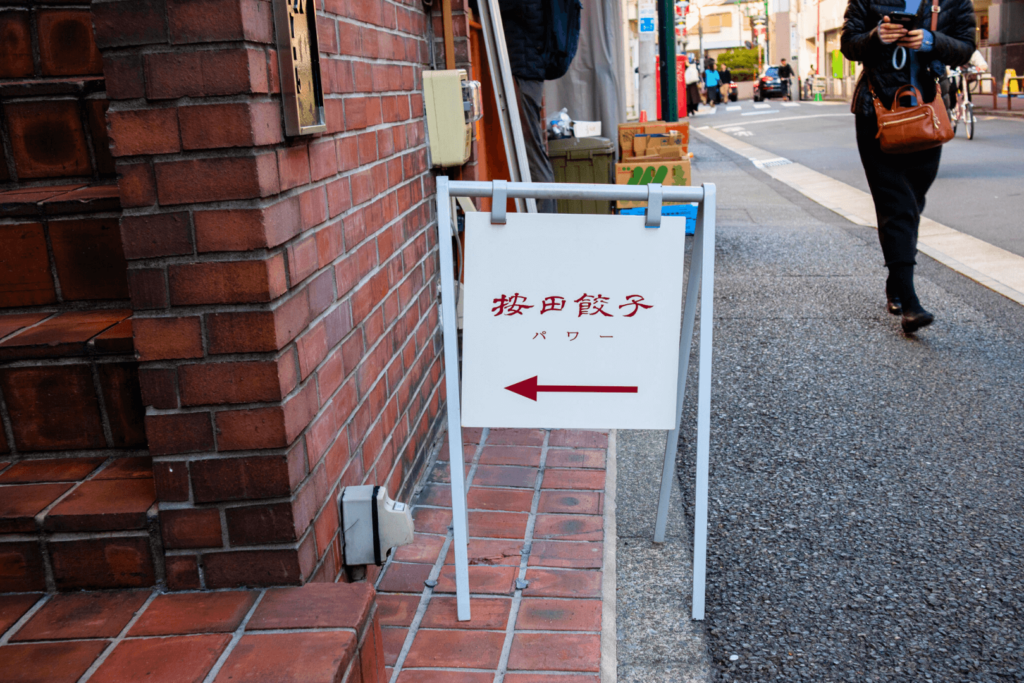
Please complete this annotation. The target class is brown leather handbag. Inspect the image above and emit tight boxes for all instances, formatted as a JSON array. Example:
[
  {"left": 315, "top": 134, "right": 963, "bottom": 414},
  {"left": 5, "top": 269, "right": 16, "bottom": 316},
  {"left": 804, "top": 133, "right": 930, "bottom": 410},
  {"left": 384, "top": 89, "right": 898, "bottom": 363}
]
[
  {"left": 871, "top": 84, "right": 954, "bottom": 153},
  {"left": 869, "top": 0, "right": 954, "bottom": 154}
]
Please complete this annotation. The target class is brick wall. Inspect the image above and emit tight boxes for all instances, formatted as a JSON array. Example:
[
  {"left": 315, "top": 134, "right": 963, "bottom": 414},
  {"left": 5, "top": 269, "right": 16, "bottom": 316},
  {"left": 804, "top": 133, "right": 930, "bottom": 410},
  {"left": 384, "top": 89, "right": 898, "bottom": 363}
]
[{"left": 92, "top": 0, "right": 446, "bottom": 590}]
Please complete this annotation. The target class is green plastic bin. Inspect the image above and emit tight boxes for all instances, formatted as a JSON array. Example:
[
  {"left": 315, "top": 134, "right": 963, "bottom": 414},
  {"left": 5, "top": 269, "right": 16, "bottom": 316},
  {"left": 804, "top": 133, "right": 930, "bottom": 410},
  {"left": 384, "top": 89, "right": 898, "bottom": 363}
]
[{"left": 548, "top": 136, "right": 615, "bottom": 214}]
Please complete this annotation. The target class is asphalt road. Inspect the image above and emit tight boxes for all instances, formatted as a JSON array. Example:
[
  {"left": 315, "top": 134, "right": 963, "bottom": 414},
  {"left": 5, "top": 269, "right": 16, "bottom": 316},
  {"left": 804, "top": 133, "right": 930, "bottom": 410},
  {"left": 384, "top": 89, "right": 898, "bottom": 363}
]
[{"left": 690, "top": 98, "right": 1024, "bottom": 257}]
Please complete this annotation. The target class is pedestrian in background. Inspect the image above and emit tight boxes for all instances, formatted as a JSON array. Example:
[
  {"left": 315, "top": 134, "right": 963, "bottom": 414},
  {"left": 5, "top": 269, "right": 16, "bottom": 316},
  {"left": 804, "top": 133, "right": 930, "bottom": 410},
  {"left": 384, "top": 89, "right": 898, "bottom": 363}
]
[
  {"left": 704, "top": 65, "right": 721, "bottom": 105},
  {"left": 778, "top": 58, "right": 794, "bottom": 100},
  {"left": 841, "top": 0, "right": 975, "bottom": 333},
  {"left": 685, "top": 56, "right": 701, "bottom": 116}
]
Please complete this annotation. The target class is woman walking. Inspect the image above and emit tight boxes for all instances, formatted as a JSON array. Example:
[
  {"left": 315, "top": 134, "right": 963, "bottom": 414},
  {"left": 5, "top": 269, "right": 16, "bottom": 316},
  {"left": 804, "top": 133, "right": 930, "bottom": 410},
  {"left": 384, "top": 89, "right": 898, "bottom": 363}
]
[
  {"left": 685, "top": 56, "right": 701, "bottom": 116},
  {"left": 841, "top": 0, "right": 975, "bottom": 333}
]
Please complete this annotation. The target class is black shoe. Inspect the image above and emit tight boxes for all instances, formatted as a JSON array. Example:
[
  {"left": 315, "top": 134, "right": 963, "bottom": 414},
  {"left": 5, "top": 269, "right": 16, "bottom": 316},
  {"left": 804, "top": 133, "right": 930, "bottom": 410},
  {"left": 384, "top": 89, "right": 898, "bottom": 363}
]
[
  {"left": 901, "top": 309, "right": 935, "bottom": 334},
  {"left": 887, "top": 296, "right": 902, "bottom": 316}
]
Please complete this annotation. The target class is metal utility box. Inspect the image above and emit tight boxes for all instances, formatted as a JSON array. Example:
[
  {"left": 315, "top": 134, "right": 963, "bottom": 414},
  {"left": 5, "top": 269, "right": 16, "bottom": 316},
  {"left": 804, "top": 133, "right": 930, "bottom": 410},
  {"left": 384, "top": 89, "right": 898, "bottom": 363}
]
[
  {"left": 548, "top": 136, "right": 616, "bottom": 214},
  {"left": 274, "top": 0, "right": 326, "bottom": 136},
  {"left": 423, "top": 69, "right": 475, "bottom": 168}
]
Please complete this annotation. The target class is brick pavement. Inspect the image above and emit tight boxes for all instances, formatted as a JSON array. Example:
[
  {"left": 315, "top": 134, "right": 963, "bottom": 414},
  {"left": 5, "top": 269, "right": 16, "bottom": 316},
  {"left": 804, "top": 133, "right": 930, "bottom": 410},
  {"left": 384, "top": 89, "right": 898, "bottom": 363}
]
[{"left": 377, "top": 428, "right": 610, "bottom": 682}]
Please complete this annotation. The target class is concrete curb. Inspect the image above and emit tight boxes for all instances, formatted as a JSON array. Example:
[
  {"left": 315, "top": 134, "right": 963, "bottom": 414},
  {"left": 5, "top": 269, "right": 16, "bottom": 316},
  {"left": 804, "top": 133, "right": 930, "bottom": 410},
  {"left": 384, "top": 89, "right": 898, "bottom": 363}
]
[{"left": 601, "top": 430, "right": 618, "bottom": 683}]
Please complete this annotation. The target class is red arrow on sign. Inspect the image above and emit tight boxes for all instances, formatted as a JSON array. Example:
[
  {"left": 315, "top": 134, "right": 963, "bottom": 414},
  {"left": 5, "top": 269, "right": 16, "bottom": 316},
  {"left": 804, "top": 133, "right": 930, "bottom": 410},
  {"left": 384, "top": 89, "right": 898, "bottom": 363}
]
[{"left": 504, "top": 376, "right": 639, "bottom": 402}]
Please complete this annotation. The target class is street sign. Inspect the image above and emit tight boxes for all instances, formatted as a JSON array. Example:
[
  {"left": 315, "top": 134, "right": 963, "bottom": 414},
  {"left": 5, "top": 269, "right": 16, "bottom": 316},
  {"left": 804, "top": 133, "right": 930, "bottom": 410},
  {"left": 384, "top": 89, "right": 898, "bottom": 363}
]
[
  {"left": 639, "top": 0, "right": 656, "bottom": 32},
  {"left": 461, "top": 212, "right": 688, "bottom": 430}
]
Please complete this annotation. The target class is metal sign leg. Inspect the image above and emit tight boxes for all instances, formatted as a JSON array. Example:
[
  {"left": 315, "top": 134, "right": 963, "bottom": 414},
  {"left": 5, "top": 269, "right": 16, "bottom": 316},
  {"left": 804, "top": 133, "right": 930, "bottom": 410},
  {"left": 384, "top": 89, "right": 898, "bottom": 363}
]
[
  {"left": 653, "top": 203, "right": 705, "bottom": 543},
  {"left": 692, "top": 184, "right": 716, "bottom": 620},
  {"left": 435, "top": 177, "right": 473, "bottom": 621}
]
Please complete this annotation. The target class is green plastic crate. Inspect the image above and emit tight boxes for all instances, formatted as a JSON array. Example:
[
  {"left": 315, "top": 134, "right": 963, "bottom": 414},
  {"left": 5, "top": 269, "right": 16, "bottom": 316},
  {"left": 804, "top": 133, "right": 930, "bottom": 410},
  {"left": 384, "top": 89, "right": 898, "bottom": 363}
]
[{"left": 548, "top": 136, "right": 615, "bottom": 214}]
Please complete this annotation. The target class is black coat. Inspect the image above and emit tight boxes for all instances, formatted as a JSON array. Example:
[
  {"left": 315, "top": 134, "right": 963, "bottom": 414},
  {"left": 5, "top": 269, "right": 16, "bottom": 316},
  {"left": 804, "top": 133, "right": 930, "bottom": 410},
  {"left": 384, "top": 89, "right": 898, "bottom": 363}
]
[
  {"left": 499, "top": 0, "right": 581, "bottom": 82},
  {"left": 841, "top": 0, "right": 975, "bottom": 117}
]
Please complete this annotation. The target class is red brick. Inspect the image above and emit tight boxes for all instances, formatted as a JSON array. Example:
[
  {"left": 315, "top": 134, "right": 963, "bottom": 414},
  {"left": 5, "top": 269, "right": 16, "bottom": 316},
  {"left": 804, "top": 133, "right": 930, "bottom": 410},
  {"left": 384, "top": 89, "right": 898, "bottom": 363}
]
[
  {"left": 0, "top": 366, "right": 105, "bottom": 451},
  {"left": 179, "top": 101, "right": 282, "bottom": 150},
  {"left": 133, "top": 316, "right": 203, "bottom": 360},
  {"left": 117, "top": 161, "right": 157, "bottom": 208},
  {"left": 309, "top": 139, "right": 339, "bottom": 181},
  {"left": 471, "top": 465, "right": 538, "bottom": 489},
  {"left": 194, "top": 196, "right": 301, "bottom": 252},
  {"left": 49, "top": 536, "right": 156, "bottom": 590},
  {"left": 0, "top": 224, "right": 55, "bottom": 307},
  {"left": 13, "top": 592, "right": 149, "bottom": 641},
  {"left": 0, "top": 483, "right": 72, "bottom": 533},
  {"left": 36, "top": 9, "right": 102, "bottom": 75},
  {"left": 504, "top": 676, "right": 599, "bottom": 683},
  {"left": 376, "top": 594, "right": 419, "bottom": 628},
  {"left": 94, "top": 457, "right": 152, "bottom": 480},
  {"left": 0, "top": 594, "right": 41, "bottom": 634},
  {"left": 0, "top": 641, "right": 108, "bottom": 683},
  {"left": 479, "top": 445, "right": 542, "bottom": 467},
  {"left": 545, "top": 449, "right": 605, "bottom": 469},
  {"left": 537, "top": 491, "right": 603, "bottom": 516},
  {"left": 120, "top": 212, "right": 193, "bottom": 259},
  {"left": 507, "top": 632, "right": 601, "bottom": 672},
  {"left": 202, "top": 549, "right": 302, "bottom": 588},
  {"left": 527, "top": 541, "right": 603, "bottom": 569},
  {"left": 213, "top": 632, "right": 355, "bottom": 683},
  {"left": 214, "top": 382, "right": 316, "bottom": 450},
  {"left": 443, "top": 539, "right": 525, "bottom": 567},
  {"left": 0, "top": 541, "right": 47, "bottom": 592},
  {"left": 434, "top": 565, "right": 517, "bottom": 596},
  {"left": 160, "top": 508, "right": 223, "bottom": 549},
  {"left": 45, "top": 478, "right": 156, "bottom": 532},
  {"left": 0, "top": 11, "right": 33, "bottom": 78},
  {"left": 277, "top": 145, "right": 311, "bottom": 191},
  {"left": 131, "top": 591, "right": 258, "bottom": 636},
  {"left": 532, "top": 514, "right": 603, "bottom": 548},
  {"left": 167, "top": 0, "right": 273, "bottom": 44},
  {"left": 396, "top": 673, "right": 492, "bottom": 683},
  {"left": 420, "top": 596, "right": 511, "bottom": 630},
  {"left": 103, "top": 53, "right": 146, "bottom": 99},
  {"left": 247, "top": 582, "right": 373, "bottom": 630},
  {"left": 48, "top": 218, "right": 130, "bottom": 301},
  {"left": 6, "top": 101, "right": 91, "bottom": 179},
  {"left": 225, "top": 501, "right": 295, "bottom": 545},
  {"left": 515, "top": 598, "right": 602, "bottom": 632},
  {"left": 206, "top": 290, "right": 310, "bottom": 354},
  {"left": 404, "top": 630, "right": 505, "bottom": 669},
  {"left": 146, "top": 412, "right": 214, "bottom": 455},
  {"left": 139, "top": 368, "right": 178, "bottom": 409},
  {"left": 487, "top": 428, "right": 546, "bottom": 447},
  {"left": 541, "top": 470, "right": 605, "bottom": 491},
  {"left": 288, "top": 235, "right": 319, "bottom": 284},
  {"left": 92, "top": 0, "right": 167, "bottom": 48},
  {"left": 548, "top": 430, "right": 608, "bottom": 449},
  {"left": 155, "top": 153, "right": 279, "bottom": 205},
  {"left": 375, "top": 562, "right": 431, "bottom": 593},
  {"left": 144, "top": 48, "right": 267, "bottom": 99},
  {"left": 190, "top": 454, "right": 293, "bottom": 503},
  {"left": 299, "top": 187, "right": 328, "bottom": 230},
  {"left": 108, "top": 108, "right": 180, "bottom": 156},
  {"left": 169, "top": 256, "right": 286, "bottom": 306},
  {"left": 179, "top": 355, "right": 294, "bottom": 406},
  {"left": 127, "top": 268, "right": 168, "bottom": 309},
  {"left": 91, "top": 635, "right": 231, "bottom": 683},
  {"left": 392, "top": 533, "right": 444, "bottom": 564},
  {"left": 468, "top": 510, "right": 529, "bottom": 539},
  {"left": 381, "top": 627, "right": 406, "bottom": 666},
  {"left": 466, "top": 487, "right": 534, "bottom": 513},
  {"left": 165, "top": 555, "right": 201, "bottom": 590},
  {"left": 326, "top": 177, "right": 352, "bottom": 217}
]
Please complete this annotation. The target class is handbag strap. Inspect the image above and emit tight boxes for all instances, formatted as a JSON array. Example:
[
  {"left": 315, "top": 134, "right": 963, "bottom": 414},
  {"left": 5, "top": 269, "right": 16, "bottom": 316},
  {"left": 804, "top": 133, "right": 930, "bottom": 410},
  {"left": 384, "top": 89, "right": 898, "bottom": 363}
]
[{"left": 930, "top": 0, "right": 939, "bottom": 32}]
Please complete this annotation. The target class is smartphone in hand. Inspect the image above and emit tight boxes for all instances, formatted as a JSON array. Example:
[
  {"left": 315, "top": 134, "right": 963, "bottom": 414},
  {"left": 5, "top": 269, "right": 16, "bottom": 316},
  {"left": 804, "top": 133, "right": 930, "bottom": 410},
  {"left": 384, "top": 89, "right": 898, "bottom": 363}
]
[{"left": 887, "top": 11, "right": 918, "bottom": 28}]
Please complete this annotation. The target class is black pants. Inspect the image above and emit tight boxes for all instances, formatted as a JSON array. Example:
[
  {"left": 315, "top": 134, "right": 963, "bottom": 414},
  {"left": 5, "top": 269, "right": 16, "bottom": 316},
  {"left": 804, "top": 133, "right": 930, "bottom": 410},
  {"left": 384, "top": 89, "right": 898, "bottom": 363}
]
[
  {"left": 513, "top": 77, "right": 556, "bottom": 213},
  {"left": 855, "top": 113, "right": 942, "bottom": 268},
  {"left": 686, "top": 83, "right": 701, "bottom": 114}
]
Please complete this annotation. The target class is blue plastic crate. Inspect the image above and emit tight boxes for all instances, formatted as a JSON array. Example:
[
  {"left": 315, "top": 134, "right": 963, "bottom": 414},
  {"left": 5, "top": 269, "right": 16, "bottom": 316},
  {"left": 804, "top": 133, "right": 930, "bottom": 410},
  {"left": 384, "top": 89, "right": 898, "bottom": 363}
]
[{"left": 619, "top": 203, "right": 697, "bottom": 235}]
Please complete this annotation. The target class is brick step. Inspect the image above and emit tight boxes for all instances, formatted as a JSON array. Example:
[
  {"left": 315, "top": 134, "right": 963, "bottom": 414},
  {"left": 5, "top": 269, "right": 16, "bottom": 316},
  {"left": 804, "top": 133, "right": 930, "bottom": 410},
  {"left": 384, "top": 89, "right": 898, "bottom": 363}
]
[
  {"left": 0, "top": 583, "right": 386, "bottom": 683},
  {"left": 0, "top": 456, "right": 160, "bottom": 592}
]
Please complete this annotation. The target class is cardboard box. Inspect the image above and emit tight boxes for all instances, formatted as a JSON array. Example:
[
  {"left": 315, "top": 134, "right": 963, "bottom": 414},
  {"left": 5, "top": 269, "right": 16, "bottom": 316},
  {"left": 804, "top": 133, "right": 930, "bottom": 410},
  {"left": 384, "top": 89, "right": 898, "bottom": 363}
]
[
  {"left": 615, "top": 159, "right": 691, "bottom": 209},
  {"left": 618, "top": 121, "right": 690, "bottom": 159},
  {"left": 633, "top": 133, "right": 685, "bottom": 158}
]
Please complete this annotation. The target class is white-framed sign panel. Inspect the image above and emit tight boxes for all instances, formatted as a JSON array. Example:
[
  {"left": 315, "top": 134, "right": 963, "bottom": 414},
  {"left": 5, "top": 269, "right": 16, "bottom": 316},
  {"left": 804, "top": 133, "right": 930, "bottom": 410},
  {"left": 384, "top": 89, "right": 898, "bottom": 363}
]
[{"left": 435, "top": 179, "right": 717, "bottom": 622}]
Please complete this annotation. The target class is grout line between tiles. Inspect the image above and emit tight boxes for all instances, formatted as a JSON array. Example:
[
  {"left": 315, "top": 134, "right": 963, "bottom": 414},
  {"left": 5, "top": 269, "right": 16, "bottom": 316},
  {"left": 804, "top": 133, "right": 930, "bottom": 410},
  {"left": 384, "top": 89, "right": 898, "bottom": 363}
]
[
  {"left": 0, "top": 594, "right": 51, "bottom": 647},
  {"left": 77, "top": 590, "right": 161, "bottom": 683},
  {"left": 200, "top": 589, "right": 267, "bottom": 683}
]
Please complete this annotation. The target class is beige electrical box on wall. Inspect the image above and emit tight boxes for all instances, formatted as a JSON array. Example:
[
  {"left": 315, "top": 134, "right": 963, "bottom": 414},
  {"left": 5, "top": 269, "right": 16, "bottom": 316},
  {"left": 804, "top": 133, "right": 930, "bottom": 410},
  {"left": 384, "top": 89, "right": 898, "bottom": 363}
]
[
  {"left": 423, "top": 69, "right": 475, "bottom": 168},
  {"left": 274, "top": 0, "right": 326, "bottom": 136}
]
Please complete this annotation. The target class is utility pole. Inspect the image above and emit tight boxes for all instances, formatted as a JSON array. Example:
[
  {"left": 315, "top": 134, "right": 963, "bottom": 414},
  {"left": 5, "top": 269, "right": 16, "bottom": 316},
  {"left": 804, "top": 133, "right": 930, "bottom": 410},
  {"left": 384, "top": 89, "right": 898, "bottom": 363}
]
[
  {"left": 764, "top": 0, "right": 770, "bottom": 64},
  {"left": 658, "top": 0, "right": 678, "bottom": 120},
  {"left": 638, "top": 0, "right": 657, "bottom": 118}
]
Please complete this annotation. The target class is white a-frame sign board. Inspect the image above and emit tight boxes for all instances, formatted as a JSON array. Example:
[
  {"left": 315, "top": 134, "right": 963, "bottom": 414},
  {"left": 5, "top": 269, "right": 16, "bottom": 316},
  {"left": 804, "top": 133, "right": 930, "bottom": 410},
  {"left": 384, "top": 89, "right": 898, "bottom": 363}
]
[{"left": 435, "top": 179, "right": 717, "bottom": 622}]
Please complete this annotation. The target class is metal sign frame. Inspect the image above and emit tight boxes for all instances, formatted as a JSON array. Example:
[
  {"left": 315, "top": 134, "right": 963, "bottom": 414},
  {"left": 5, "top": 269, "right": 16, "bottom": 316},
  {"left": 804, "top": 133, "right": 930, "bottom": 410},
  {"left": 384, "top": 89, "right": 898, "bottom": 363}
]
[{"left": 436, "top": 178, "right": 716, "bottom": 621}]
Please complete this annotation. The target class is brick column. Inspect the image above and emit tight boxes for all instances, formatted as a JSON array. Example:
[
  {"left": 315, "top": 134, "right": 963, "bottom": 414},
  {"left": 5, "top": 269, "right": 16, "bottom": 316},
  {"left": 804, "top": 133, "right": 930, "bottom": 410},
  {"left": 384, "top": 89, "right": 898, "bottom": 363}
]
[{"left": 94, "top": 0, "right": 446, "bottom": 590}]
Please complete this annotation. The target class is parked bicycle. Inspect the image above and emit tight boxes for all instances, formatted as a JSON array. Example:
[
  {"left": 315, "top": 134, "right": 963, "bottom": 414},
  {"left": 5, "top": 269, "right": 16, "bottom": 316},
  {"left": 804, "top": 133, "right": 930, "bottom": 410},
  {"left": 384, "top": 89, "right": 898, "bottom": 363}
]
[{"left": 946, "top": 66, "right": 978, "bottom": 140}]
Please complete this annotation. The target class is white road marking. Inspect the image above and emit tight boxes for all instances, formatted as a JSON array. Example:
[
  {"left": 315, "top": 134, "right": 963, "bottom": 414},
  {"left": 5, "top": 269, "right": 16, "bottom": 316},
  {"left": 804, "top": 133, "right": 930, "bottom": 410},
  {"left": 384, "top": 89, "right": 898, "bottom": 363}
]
[
  {"left": 726, "top": 105, "right": 742, "bottom": 111},
  {"left": 781, "top": 102, "right": 800, "bottom": 107},
  {"left": 695, "top": 126, "right": 1024, "bottom": 307},
  {"left": 741, "top": 110, "right": 780, "bottom": 116},
  {"left": 752, "top": 103, "right": 771, "bottom": 109},
  {"left": 713, "top": 113, "right": 851, "bottom": 128}
]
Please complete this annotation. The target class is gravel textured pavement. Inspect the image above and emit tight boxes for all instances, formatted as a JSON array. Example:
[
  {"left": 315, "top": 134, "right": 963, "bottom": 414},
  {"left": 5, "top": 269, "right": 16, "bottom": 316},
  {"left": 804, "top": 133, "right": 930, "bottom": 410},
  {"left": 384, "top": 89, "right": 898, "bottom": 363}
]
[{"left": 671, "top": 135, "right": 1024, "bottom": 682}]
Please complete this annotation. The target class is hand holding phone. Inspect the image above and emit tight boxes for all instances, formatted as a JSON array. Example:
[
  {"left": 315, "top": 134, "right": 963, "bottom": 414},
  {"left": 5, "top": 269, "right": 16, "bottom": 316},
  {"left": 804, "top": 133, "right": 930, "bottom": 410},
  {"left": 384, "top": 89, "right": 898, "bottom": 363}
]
[{"left": 879, "top": 15, "right": 910, "bottom": 44}]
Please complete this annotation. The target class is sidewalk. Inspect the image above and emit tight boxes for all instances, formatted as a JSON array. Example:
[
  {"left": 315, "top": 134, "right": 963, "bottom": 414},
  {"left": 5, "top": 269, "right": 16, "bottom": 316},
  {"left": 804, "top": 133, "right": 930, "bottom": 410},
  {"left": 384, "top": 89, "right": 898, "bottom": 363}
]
[{"left": 376, "top": 428, "right": 612, "bottom": 682}]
